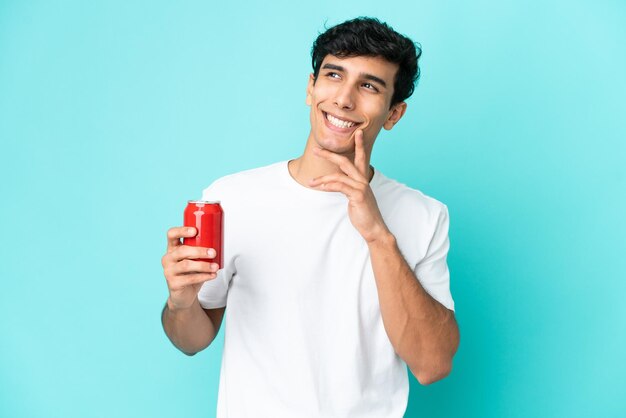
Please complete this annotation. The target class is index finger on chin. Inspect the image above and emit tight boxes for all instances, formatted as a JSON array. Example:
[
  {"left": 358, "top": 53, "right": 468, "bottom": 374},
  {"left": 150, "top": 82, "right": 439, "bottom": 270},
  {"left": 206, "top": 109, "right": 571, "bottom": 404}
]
[{"left": 353, "top": 130, "right": 368, "bottom": 176}]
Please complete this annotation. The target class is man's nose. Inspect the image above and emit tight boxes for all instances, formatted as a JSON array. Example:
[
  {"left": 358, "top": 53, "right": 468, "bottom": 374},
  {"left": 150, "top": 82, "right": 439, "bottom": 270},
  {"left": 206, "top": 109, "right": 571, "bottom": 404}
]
[{"left": 333, "top": 84, "right": 355, "bottom": 110}]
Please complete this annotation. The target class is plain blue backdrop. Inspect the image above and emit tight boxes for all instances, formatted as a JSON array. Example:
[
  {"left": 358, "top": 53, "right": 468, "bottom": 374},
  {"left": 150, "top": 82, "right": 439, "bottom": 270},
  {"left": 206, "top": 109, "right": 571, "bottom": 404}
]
[{"left": 1, "top": 0, "right": 625, "bottom": 417}]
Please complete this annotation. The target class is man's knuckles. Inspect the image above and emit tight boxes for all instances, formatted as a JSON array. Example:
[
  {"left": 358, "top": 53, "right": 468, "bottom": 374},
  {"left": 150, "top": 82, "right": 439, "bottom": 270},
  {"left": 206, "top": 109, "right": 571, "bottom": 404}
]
[
  {"left": 178, "top": 259, "right": 196, "bottom": 271},
  {"left": 179, "top": 259, "right": 214, "bottom": 273},
  {"left": 167, "top": 226, "right": 196, "bottom": 240},
  {"left": 167, "top": 227, "right": 184, "bottom": 240},
  {"left": 174, "top": 245, "right": 210, "bottom": 259}
]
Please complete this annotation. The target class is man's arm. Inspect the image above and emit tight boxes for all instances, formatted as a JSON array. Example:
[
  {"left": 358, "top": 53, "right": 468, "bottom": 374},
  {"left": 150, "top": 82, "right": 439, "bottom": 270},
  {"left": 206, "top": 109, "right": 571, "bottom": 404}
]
[
  {"left": 309, "top": 130, "right": 459, "bottom": 385},
  {"left": 161, "top": 226, "right": 226, "bottom": 355},
  {"left": 368, "top": 232, "right": 459, "bottom": 385},
  {"left": 161, "top": 300, "right": 225, "bottom": 356}
]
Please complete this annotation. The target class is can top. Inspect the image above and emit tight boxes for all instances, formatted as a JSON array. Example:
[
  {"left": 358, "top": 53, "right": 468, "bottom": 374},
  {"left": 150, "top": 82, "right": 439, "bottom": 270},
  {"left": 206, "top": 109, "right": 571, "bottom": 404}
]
[{"left": 188, "top": 200, "right": 221, "bottom": 204}]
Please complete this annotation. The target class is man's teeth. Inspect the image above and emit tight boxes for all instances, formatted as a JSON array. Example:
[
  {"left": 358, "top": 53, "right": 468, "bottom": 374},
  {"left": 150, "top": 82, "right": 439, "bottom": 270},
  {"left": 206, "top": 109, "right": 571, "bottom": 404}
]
[{"left": 326, "top": 113, "right": 356, "bottom": 128}]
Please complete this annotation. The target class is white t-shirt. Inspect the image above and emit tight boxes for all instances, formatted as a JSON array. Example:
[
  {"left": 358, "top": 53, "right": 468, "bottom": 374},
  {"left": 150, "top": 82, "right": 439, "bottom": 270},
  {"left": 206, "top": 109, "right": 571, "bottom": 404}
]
[{"left": 198, "top": 161, "right": 454, "bottom": 418}]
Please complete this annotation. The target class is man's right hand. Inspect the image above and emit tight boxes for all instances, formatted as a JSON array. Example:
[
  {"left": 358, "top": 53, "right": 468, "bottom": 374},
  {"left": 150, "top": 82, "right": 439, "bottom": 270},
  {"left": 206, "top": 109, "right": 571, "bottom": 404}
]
[{"left": 161, "top": 226, "right": 220, "bottom": 311}]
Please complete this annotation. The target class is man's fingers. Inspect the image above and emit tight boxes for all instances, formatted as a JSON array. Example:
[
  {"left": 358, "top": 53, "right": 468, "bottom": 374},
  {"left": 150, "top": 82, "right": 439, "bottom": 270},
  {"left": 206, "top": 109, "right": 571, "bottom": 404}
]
[
  {"left": 353, "top": 130, "right": 368, "bottom": 176},
  {"left": 167, "top": 226, "right": 197, "bottom": 251},
  {"left": 170, "top": 245, "right": 217, "bottom": 262},
  {"left": 172, "top": 259, "right": 220, "bottom": 275},
  {"left": 310, "top": 173, "right": 362, "bottom": 191},
  {"left": 312, "top": 181, "right": 355, "bottom": 198}
]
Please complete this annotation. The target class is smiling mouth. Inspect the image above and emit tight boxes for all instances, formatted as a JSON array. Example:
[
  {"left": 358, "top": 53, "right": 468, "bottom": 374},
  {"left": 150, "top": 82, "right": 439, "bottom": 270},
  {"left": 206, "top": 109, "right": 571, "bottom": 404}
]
[{"left": 323, "top": 112, "right": 362, "bottom": 130}]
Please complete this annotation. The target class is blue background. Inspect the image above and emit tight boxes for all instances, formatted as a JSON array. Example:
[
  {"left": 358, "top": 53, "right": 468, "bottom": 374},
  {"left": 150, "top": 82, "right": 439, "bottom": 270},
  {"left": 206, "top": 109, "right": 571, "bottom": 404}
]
[{"left": 1, "top": 0, "right": 625, "bottom": 417}]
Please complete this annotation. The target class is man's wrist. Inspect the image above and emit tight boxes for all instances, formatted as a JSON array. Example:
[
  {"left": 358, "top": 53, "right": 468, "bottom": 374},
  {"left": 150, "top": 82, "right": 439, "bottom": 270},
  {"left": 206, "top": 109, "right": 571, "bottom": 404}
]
[
  {"left": 166, "top": 297, "right": 196, "bottom": 314},
  {"left": 366, "top": 227, "right": 396, "bottom": 248}
]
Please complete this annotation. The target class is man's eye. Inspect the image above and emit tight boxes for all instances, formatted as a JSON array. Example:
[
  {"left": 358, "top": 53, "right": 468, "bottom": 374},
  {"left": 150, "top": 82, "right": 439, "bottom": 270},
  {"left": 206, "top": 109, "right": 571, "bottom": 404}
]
[
  {"left": 327, "top": 72, "right": 340, "bottom": 79},
  {"left": 363, "top": 83, "right": 378, "bottom": 92}
]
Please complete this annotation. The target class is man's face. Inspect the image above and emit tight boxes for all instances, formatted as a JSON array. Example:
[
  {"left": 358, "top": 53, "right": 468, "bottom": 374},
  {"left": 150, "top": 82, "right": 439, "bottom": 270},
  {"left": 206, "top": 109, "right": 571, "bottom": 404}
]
[{"left": 306, "top": 54, "right": 407, "bottom": 156}]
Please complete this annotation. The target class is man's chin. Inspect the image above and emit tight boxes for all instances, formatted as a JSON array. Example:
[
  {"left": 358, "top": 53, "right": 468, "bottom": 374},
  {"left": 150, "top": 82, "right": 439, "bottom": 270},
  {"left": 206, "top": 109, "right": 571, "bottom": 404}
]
[{"left": 316, "top": 135, "right": 355, "bottom": 154}]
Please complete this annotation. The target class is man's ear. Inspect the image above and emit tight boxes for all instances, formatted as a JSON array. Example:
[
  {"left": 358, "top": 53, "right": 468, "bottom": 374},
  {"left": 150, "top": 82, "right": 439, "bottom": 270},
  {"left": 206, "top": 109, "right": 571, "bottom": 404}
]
[
  {"left": 305, "top": 73, "right": 315, "bottom": 106},
  {"left": 383, "top": 102, "right": 408, "bottom": 130}
]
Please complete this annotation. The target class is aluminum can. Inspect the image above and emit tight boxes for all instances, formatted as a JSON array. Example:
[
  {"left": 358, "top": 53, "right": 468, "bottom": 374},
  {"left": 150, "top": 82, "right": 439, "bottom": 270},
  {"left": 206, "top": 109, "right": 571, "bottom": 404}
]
[{"left": 183, "top": 200, "right": 224, "bottom": 268}]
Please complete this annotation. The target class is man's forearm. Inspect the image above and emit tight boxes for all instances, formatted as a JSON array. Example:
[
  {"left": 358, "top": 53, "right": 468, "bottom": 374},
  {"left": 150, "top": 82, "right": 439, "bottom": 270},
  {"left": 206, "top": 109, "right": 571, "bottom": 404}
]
[
  {"left": 368, "top": 231, "right": 459, "bottom": 385},
  {"left": 161, "top": 298, "right": 218, "bottom": 356}
]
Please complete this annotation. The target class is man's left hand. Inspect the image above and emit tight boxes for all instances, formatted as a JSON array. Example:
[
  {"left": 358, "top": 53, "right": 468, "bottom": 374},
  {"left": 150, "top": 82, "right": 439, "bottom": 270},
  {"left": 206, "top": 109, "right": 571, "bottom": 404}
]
[{"left": 309, "top": 129, "right": 390, "bottom": 243}]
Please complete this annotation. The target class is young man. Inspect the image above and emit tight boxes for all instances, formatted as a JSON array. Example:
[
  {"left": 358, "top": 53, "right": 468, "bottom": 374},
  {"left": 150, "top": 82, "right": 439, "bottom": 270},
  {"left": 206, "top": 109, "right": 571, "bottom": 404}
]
[{"left": 162, "top": 17, "right": 459, "bottom": 417}]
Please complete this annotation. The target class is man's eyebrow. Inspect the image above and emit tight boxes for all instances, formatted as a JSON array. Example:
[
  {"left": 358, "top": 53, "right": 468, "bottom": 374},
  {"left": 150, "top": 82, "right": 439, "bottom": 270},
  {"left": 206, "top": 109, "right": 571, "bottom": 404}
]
[
  {"left": 321, "top": 63, "right": 345, "bottom": 72},
  {"left": 321, "top": 63, "right": 388, "bottom": 88},
  {"left": 361, "top": 73, "right": 387, "bottom": 88}
]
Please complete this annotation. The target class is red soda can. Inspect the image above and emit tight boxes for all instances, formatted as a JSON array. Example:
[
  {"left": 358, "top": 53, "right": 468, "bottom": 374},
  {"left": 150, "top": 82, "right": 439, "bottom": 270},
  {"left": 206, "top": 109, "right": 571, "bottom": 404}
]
[{"left": 183, "top": 201, "right": 224, "bottom": 268}]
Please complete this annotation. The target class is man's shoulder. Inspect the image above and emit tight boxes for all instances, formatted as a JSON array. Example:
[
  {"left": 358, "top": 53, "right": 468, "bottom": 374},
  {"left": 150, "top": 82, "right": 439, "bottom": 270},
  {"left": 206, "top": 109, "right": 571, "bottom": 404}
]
[
  {"left": 374, "top": 170, "right": 447, "bottom": 215},
  {"left": 211, "top": 161, "right": 285, "bottom": 184},
  {"left": 202, "top": 161, "right": 286, "bottom": 198}
]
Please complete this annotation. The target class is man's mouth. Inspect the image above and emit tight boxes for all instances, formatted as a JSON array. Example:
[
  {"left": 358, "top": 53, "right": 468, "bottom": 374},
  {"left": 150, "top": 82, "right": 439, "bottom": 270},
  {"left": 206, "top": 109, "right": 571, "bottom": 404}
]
[{"left": 323, "top": 111, "right": 361, "bottom": 130}]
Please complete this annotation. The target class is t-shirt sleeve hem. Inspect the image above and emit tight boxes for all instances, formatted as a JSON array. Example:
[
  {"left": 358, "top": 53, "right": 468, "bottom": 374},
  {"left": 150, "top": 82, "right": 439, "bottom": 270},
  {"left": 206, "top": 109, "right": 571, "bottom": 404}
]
[
  {"left": 440, "top": 299, "right": 455, "bottom": 312},
  {"left": 424, "top": 288, "right": 455, "bottom": 312},
  {"left": 198, "top": 299, "right": 227, "bottom": 309}
]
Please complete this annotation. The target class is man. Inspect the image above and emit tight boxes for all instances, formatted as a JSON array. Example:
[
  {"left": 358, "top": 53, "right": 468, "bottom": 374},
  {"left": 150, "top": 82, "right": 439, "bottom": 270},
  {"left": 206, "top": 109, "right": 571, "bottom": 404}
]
[{"left": 161, "top": 17, "right": 459, "bottom": 417}]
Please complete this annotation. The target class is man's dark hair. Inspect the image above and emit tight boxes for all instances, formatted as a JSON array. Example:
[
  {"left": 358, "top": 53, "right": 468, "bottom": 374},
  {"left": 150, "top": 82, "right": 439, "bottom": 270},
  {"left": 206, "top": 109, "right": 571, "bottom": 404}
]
[{"left": 311, "top": 17, "right": 421, "bottom": 108}]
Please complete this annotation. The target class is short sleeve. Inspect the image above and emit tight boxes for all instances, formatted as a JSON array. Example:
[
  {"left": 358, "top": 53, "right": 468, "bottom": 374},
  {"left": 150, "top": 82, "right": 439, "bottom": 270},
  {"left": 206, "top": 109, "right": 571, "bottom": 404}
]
[
  {"left": 196, "top": 181, "right": 233, "bottom": 309},
  {"left": 414, "top": 205, "right": 455, "bottom": 311},
  {"left": 197, "top": 270, "right": 229, "bottom": 309}
]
